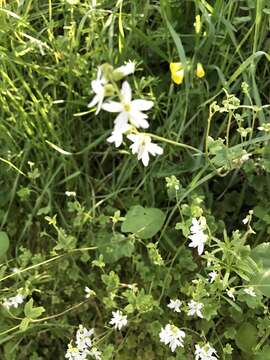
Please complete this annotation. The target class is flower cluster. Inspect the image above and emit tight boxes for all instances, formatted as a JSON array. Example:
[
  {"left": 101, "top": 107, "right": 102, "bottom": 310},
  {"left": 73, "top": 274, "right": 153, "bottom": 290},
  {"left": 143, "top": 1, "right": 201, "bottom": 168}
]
[
  {"left": 88, "top": 62, "right": 163, "bottom": 166},
  {"left": 2, "top": 293, "right": 24, "bottom": 310},
  {"left": 65, "top": 325, "right": 101, "bottom": 360},
  {"left": 188, "top": 217, "right": 208, "bottom": 255}
]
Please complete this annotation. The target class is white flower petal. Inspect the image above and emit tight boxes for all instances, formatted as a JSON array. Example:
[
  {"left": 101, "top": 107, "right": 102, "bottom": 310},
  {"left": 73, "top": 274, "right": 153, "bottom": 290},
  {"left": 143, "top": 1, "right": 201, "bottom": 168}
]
[
  {"left": 132, "top": 99, "right": 154, "bottom": 111},
  {"left": 102, "top": 101, "right": 123, "bottom": 113},
  {"left": 121, "top": 81, "right": 132, "bottom": 103},
  {"left": 91, "top": 79, "right": 103, "bottom": 95},
  {"left": 129, "top": 109, "right": 150, "bottom": 128},
  {"left": 88, "top": 95, "right": 99, "bottom": 108},
  {"left": 141, "top": 150, "right": 150, "bottom": 166}
]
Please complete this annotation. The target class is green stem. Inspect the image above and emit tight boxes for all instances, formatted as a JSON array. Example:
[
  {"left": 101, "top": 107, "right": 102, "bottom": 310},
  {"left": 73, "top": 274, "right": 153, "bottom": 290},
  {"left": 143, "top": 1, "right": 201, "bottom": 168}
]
[{"left": 147, "top": 133, "right": 203, "bottom": 154}]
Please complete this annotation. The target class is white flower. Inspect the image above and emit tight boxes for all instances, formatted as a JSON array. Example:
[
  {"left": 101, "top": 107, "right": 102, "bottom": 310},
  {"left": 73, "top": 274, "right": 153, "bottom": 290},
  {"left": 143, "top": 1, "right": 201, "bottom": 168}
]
[
  {"left": 89, "top": 347, "right": 102, "bottom": 360},
  {"left": 3, "top": 293, "right": 24, "bottom": 310},
  {"left": 188, "top": 217, "right": 208, "bottom": 255},
  {"left": 226, "top": 288, "right": 235, "bottom": 301},
  {"left": 88, "top": 67, "right": 107, "bottom": 115},
  {"left": 65, "top": 191, "right": 76, "bottom": 197},
  {"left": 195, "top": 343, "right": 218, "bottom": 360},
  {"left": 109, "top": 310, "right": 128, "bottom": 330},
  {"left": 114, "top": 61, "right": 136, "bottom": 77},
  {"left": 102, "top": 81, "right": 153, "bottom": 129},
  {"left": 75, "top": 325, "right": 94, "bottom": 351},
  {"left": 244, "top": 287, "right": 256, "bottom": 297},
  {"left": 159, "top": 324, "right": 185, "bottom": 352},
  {"left": 107, "top": 121, "right": 132, "bottom": 148},
  {"left": 65, "top": 344, "right": 88, "bottom": 360},
  {"left": 127, "top": 133, "right": 163, "bottom": 166},
  {"left": 167, "top": 299, "right": 182, "bottom": 313},
  {"left": 208, "top": 271, "right": 217, "bottom": 283},
  {"left": 187, "top": 300, "right": 204, "bottom": 318},
  {"left": 84, "top": 286, "right": 92, "bottom": 299}
]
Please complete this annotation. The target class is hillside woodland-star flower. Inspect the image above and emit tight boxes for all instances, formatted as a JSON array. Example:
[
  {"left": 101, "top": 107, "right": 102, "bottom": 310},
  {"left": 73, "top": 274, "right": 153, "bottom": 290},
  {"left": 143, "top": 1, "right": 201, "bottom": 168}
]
[
  {"left": 109, "top": 310, "right": 128, "bottom": 330},
  {"left": 102, "top": 81, "right": 153, "bottom": 129},
  {"left": 187, "top": 300, "right": 204, "bottom": 318},
  {"left": 127, "top": 133, "right": 163, "bottom": 166},
  {"left": 159, "top": 324, "right": 186, "bottom": 352},
  {"left": 88, "top": 67, "right": 107, "bottom": 115},
  {"left": 188, "top": 217, "right": 208, "bottom": 256},
  {"left": 167, "top": 299, "right": 182, "bottom": 313},
  {"left": 195, "top": 343, "right": 219, "bottom": 360}
]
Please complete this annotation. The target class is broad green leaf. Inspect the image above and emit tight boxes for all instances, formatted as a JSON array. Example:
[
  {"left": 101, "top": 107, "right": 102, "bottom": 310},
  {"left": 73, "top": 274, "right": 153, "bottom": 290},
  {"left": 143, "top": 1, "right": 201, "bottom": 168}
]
[
  {"left": 235, "top": 322, "right": 258, "bottom": 353},
  {"left": 24, "top": 298, "right": 45, "bottom": 319},
  {"left": 97, "top": 232, "right": 134, "bottom": 263},
  {"left": 0, "top": 232, "right": 9, "bottom": 258},
  {"left": 250, "top": 243, "right": 270, "bottom": 297},
  {"left": 235, "top": 322, "right": 257, "bottom": 353},
  {"left": 121, "top": 205, "right": 165, "bottom": 239}
]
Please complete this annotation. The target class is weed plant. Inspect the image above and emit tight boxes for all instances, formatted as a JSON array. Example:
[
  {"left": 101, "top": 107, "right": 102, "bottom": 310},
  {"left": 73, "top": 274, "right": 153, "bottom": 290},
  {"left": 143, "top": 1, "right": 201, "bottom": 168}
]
[{"left": 0, "top": 0, "right": 270, "bottom": 359}]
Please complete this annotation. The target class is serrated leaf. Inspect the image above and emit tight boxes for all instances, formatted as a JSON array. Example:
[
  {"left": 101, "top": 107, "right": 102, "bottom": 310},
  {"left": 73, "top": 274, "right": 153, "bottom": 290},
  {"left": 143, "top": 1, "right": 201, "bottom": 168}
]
[
  {"left": 0, "top": 231, "right": 9, "bottom": 258},
  {"left": 121, "top": 205, "right": 165, "bottom": 239}
]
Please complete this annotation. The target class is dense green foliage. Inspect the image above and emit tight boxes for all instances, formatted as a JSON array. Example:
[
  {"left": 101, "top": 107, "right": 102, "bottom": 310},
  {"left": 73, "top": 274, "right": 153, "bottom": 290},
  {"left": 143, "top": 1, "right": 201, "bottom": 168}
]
[{"left": 1, "top": 0, "right": 270, "bottom": 359}]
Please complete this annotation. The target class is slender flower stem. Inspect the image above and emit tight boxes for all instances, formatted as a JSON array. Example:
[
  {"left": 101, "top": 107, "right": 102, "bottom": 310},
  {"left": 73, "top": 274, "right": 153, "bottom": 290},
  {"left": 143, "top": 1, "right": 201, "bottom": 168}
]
[{"left": 147, "top": 133, "right": 203, "bottom": 154}]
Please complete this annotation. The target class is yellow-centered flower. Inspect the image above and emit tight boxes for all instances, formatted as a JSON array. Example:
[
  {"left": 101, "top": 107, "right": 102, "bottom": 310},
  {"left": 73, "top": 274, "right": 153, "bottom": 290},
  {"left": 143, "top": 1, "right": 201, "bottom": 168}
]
[
  {"left": 196, "top": 63, "right": 205, "bottom": 78},
  {"left": 170, "top": 62, "right": 184, "bottom": 85}
]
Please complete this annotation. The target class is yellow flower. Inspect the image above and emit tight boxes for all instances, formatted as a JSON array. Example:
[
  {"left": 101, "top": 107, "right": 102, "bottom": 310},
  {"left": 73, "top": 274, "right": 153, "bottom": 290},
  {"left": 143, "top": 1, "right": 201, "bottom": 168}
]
[
  {"left": 196, "top": 63, "right": 205, "bottom": 78},
  {"left": 170, "top": 62, "right": 184, "bottom": 85},
  {"left": 194, "top": 15, "right": 201, "bottom": 34}
]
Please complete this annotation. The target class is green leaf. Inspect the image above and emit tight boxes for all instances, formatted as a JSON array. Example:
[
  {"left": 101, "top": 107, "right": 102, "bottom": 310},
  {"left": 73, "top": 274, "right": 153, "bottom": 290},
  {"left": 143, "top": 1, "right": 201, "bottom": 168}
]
[
  {"left": 97, "top": 232, "right": 134, "bottom": 264},
  {"left": 0, "top": 231, "right": 9, "bottom": 258},
  {"left": 19, "top": 318, "right": 30, "bottom": 332},
  {"left": 250, "top": 243, "right": 270, "bottom": 297},
  {"left": 24, "top": 299, "right": 45, "bottom": 319},
  {"left": 121, "top": 205, "right": 165, "bottom": 239},
  {"left": 235, "top": 322, "right": 257, "bottom": 353}
]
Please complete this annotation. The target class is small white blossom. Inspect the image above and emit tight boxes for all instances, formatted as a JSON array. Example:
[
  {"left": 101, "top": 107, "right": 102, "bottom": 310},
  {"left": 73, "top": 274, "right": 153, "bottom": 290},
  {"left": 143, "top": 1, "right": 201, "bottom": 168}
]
[
  {"left": 208, "top": 271, "right": 217, "bottom": 283},
  {"left": 102, "top": 81, "right": 152, "bottom": 129},
  {"left": 88, "top": 67, "right": 107, "bottom": 115},
  {"left": 2, "top": 293, "right": 24, "bottom": 310},
  {"left": 159, "top": 324, "right": 185, "bottom": 352},
  {"left": 167, "top": 299, "right": 182, "bottom": 313},
  {"left": 89, "top": 347, "right": 102, "bottom": 360},
  {"left": 188, "top": 217, "right": 208, "bottom": 256},
  {"left": 244, "top": 287, "right": 256, "bottom": 297},
  {"left": 109, "top": 310, "right": 128, "bottom": 330},
  {"left": 195, "top": 343, "right": 218, "bottom": 360},
  {"left": 226, "top": 288, "right": 235, "bottom": 301},
  {"left": 84, "top": 286, "right": 94, "bottom": 299},
  {"left": 187, "top": 300, "right": 204, "bottom": 318},
  {"left": 65, "top": 344, "right": 88, "bottom": 360},
  {"left": 114, "top": 61, "right": 136, "bottom": 77},
  {"left": 127, "top": 133, "right": 163, "bottom": 166},
  {"left": 107, "top": 121, "right": 131, "bottom": 148},
  {"left": 65, "top": 191, "right": 76, "bottom": 197},
  {"left": 75, "top": 325, "right": 94, "bottom": 351}
]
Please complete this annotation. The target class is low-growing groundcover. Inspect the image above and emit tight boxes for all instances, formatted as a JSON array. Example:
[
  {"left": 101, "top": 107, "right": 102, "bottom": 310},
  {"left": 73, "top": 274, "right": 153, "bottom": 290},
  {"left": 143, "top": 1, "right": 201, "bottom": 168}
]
[{"left": 1, "top": 0, "right": 270, "bottom": 359}]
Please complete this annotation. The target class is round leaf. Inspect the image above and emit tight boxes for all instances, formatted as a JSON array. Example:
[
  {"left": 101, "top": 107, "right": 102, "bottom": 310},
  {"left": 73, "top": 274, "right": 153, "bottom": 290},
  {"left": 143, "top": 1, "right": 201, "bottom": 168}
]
[{"left": 0, "top": 231, "right": 10, "bottom": 258}]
